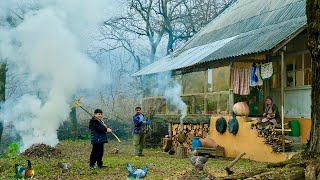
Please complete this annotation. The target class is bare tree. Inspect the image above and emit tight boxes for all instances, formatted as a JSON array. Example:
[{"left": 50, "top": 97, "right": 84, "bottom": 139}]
[
  {"left": 101, "top": 0, "right": 237, "bottom": 71},
  {"left": 158, "top": 0, "right": 236, "bottom": 54}
]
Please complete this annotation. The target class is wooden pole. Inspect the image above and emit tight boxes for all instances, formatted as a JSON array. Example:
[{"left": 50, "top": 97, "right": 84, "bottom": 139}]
[
  {"left": 191, "top": 96, "right": 196, "bottom": 114},
  {"left": 229, "top": 62, "right": 234, "bottom": 115},
  {"left": 165, "top": 98, "right": 169, "bottom": 114},
  {"left": 204, "top": 70, "right": 208, "bottom": 114},
  {"left": 281, "top": 49, "right": 285, "bottom": 152}
]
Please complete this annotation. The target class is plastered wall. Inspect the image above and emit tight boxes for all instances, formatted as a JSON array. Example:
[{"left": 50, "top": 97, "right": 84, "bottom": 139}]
[{"left": 209, "top": 116, "right": 296, "bottom": 162}]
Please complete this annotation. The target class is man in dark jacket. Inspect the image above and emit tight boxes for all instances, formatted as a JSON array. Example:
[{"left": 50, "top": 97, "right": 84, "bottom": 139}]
[
  {"left": 133, "top": 107, "right": 150, "bottom": 157},
  {"left": 89, "top": 109, "right": 112, "bottom": 169}
]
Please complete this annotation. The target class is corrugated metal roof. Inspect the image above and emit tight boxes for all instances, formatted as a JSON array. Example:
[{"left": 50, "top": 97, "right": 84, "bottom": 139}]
[
  {"left": 133, "top": 0, "right": 306, "bottom": 76},
  {"left": 132, "top": 35, "right": 238, "bottom": 76}
]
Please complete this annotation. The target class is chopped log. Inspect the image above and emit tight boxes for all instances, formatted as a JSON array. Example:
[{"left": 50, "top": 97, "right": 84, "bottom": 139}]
[
  {"left": 171, "top": 123, "right": 210, "bottom": 153},
  {"left": 176, "top": 144, "right": 187, "bottom": 158}
]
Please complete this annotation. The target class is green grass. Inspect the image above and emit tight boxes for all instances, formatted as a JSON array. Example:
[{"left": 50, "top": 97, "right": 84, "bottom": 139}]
[{"left": 0, "top": 140, "right": 266, "bottom": 179}]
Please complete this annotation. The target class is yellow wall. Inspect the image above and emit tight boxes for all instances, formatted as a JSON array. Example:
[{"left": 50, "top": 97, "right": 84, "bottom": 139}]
[
  {"left": 285, "top": 118, "right": 311, "bottom": 142},
  {"left": 210, "top": 116, "right": 295, "bottom": 162}
]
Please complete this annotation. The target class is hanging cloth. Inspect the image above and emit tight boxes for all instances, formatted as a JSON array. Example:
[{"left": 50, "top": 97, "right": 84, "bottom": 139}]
[
  {"left": 232, "top": 68, "right": 240, "bottom": 94},
  {"left": 256, "top": 64, "right": 263, "bottom": 86},
  {"left": 232, "top": 67, "right": 250, "bottom": 95},
  {"left": 250, "top": 65, "right": 258, "bottom": 86},
  {"left": 260, "top": 62, "right": 273, "bottom": 80}
]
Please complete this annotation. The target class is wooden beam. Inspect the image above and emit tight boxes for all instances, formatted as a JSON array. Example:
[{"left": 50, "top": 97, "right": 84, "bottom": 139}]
[
  {"left": 180, "top": 91, "right": 229, "bottom": 97},
  {"left": 272, "top": 26, "right": 306, "bottom": 53}
]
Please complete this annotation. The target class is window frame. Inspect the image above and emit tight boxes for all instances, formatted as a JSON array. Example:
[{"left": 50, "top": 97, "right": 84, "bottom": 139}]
[{"left": 271, "top": 50, "right": 311, "bottom": 90}]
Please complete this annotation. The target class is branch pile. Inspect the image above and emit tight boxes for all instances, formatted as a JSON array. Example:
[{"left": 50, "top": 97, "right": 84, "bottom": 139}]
[{"left": 21, "top": 143, "right": 61, "bottom": 158}]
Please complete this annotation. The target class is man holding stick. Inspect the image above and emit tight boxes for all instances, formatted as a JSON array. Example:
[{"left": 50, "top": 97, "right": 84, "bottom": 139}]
[{"left": 133, "top": 107, "right": 150, "bottom": 157}]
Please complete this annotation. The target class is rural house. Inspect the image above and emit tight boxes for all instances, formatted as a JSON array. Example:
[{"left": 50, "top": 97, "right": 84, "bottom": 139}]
[{"left": 133, "top": 0, "right": 309, "bottom": 162}]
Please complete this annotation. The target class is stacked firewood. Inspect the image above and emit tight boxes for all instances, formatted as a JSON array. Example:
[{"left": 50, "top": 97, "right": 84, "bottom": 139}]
[
  {"left": 252, "top": 122, "right": 292, "bottom": 152},
  {"left": 171, "top": 123, "right": 210, "bottom": 153}
]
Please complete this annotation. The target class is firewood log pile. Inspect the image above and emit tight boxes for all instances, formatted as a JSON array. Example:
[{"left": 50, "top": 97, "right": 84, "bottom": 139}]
[
  {"left": 251, "top": 122, "right": 292, "bottom": 152},
  {"left": 171, "top": 123, "right": 210, "bottom": 154}
]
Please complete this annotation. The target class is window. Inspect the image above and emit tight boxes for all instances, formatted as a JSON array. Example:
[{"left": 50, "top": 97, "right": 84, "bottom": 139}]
[
  {"left": 286, "top": 52, "right": 312, "bottom": 87},
  {"left": 271, "top": 52, "right": 311, "bottom": 89},
  {"left": 209, "top": 66, "right": 230, "bottom": 92}
]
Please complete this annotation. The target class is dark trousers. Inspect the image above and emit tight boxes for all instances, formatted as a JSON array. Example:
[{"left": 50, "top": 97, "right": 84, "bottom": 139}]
[{"left": 90, "top": 143, "right": 104, "bottom": 167}]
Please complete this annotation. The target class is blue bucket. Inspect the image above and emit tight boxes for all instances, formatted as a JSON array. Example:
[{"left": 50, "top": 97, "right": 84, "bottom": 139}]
[{"left": 192, "top": 137, "right": 202, "bottom": 150}]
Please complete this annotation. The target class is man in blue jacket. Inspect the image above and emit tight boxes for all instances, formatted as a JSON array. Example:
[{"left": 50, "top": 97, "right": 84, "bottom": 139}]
[
  {"left": 89, "top": 109, "right": 112, "bottom": 169},
  {"left": 133, "top": 107, "right": 150, "bottom": 157}
]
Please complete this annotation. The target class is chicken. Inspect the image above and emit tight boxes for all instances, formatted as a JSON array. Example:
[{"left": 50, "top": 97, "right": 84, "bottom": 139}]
[
  {"left": 188, "top": 152, "right": 209, "bottom": 171},
  {"left": 15, "top": 159, "right": 34, "bottom": 179},
  {"left": 126, "top": 163, "right": 148, "bottom": 179},
  {"left": 58, "top": 161, "right": 72, "bottom": 175}
]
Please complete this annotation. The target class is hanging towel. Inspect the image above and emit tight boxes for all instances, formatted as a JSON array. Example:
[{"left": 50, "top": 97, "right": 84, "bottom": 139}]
[{"left": 261, "top": 62, "right": 273, "bottom": 80}]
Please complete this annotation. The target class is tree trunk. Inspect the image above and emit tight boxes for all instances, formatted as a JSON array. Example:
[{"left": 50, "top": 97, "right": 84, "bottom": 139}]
[{"left": 305, "top": 0, "right": 320, "bottom": 157}]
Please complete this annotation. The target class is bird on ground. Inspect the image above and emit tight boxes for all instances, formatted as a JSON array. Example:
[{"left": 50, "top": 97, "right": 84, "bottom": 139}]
[
  {"left": 58, "top": 161, "right": 72, "bottom": 175},
  {"left": 126, "top": 163, "right": 148, "bottom": 179},
  {"left": 15, "top": 159, "right": 35, "bottom": 179},
  {"left": 188, "top": 151, "right": 210, "bottom": 171}
]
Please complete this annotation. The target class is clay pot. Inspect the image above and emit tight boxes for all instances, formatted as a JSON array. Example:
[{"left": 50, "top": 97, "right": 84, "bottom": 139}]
[
  {"left": 199, "top": 137, "right": 218, "bottom": 148},
  {"left": 233, "top": 102, "right": 249, "bottom": 116}
]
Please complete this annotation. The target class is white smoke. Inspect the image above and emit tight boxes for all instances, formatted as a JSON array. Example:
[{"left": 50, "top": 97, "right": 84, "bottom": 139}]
[
  {"left": 153, "top": 72, "right": 186, "bottom": 129},
  {"left": 0, "top": 0, "right": 122, "bottom": 151}
]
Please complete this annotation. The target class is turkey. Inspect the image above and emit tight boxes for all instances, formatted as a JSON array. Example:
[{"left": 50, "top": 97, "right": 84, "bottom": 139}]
[
  {"left": 126, "top": 163, "right": 148, "bottom": 179},
  {"left": 189, "top": 152, "right": 210, "bottom": 171}
]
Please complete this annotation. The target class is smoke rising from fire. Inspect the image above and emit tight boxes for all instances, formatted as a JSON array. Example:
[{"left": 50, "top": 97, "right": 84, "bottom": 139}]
[
  {"left": 152, "top": 72, "right": 187, "bottom": 128},
  {"left": 0, "top": 1, "right": 121, "bottom": 151}
]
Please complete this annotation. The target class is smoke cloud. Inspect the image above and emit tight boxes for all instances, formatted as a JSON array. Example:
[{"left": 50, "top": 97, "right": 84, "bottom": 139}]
[
  {"left": 0, "top": 0, "right": 122, "bottom": 151},
  {"left": 152, "top": 72, "right": 186, "bottom": 130}
]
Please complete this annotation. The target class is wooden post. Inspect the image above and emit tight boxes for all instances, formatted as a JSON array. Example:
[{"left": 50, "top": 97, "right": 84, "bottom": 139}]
[
  {"left": 169, "top": 123, "right": 172, "bottom": 138},
  {"left": 191, "top": 96, "right": 196, "bottom": 114},
  {"left": 165, "top": 98, "right": 169, "bottom": 114},
  {"left": 204, "top": 69, "right": 208, "bottom": 114},
  {"left": 217, "top": 93, "right": 221, "bottom": 114},
  {"left": 229, "top": 62, "right": 234, "bottom": 115},
  {"left": 281, "top": 49, "right": 285, "bottom": 152}
]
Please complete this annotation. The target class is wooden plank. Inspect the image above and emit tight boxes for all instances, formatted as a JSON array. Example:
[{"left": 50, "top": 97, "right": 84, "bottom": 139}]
[
  {"left": 274, "top": 128, "right": 292, "bottom": 132},
  {"left": 180, "top": 91, "right": 229, "bottom": 97},
  {"left": 194, "top": 146, "right": 225, "bottom": 157}
]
